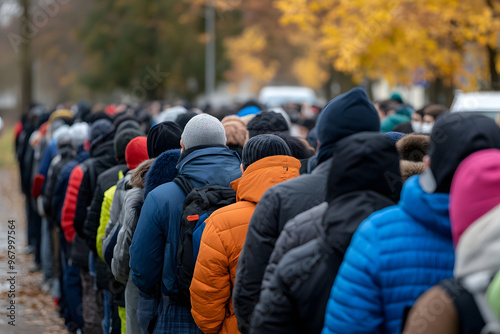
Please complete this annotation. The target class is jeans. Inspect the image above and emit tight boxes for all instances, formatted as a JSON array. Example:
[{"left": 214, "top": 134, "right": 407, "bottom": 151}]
[
  {"left": 63, "top": 263, "right": 84, "bottom": 331},
  {"left": 41, "top": 217, "right": 53, "bottom": 281},
  {"left": 102, "top": 290, "right": 111, "bottom": 334}
]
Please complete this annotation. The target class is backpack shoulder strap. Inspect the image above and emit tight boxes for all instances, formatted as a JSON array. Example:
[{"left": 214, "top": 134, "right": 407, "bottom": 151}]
[
  {"left": 173, "top": 175, "right": 196, "bottom": 196},
  {"left": 440, "top": 278, "right": 485, "bottom": 334}
]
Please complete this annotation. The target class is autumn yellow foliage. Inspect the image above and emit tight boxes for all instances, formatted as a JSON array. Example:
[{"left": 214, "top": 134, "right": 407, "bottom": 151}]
[{"left": 276, "top": 0, "right": 500, "bottom": 90}]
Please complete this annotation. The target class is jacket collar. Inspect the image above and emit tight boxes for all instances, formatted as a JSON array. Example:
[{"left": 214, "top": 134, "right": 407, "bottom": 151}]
[
  {"left": 231, "top": 155, "right": 301, "bottom": 203},
  {"left": 176, "top": 146, "right": 242, "bottom": 188},
  {"left": 399, "top": 175, "right": 451, "bottom": 239}
]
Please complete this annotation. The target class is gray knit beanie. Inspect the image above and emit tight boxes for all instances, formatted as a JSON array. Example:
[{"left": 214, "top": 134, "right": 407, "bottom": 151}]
[
  {"left": 242, "top": 134, "right": 292, "bottom": 169},
  {"left": 181, "top": 114, "right": 227, "bottom": 150}
]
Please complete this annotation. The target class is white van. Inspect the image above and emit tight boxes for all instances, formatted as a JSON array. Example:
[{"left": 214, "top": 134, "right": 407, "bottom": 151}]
[
  {"left": 258, "top": 86, "right": 318, "bottom": 107},
  {"left": 450, "top": 91, "right": 500, "bottom": 119}
]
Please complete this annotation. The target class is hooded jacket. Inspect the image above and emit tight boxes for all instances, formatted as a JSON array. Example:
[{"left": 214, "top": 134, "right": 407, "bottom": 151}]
[
  {"left": 251, "top": 133, "right": 401, "bottom": 334},
  {"left": 234, "top": 88, "right": 381, "bottom": 333},
  {"left": 112, "top": 150, "right": 180, "bottom": 284},
  {"left": 190, "top": 156, "right": 301, "bottom": 334},
  {"left": 130, "top": 146, "right": 242, "bottom": 297},
  {"left": 322, "top": 175, "right": 454, "bottom": 334},
  {"left": 233, "top": 158, "right": 331, "bottom": 332},
  {"left": 404, "top": 150, "right": 500, "bottom": 334}
]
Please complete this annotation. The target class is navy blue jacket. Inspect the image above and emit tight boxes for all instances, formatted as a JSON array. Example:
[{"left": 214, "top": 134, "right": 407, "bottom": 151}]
[
  {"left": 130, "top": 146, "right": 241, "bottom": 296},
  {"left": 322, "top": 176, "right": 454, "bottom": 334}
]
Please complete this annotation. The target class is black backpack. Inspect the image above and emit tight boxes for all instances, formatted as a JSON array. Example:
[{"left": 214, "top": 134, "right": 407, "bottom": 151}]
[{"left": 173, "top": 175, "right": 237, "bottom": 308}]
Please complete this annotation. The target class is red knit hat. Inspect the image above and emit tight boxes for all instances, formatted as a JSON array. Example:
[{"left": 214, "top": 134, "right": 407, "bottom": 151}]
[
  {"left": 450, "top": 149, "right": 500, "bottom": 246},
  {"left": 125, "top": 136, "right": 148, "bottom": 170}
]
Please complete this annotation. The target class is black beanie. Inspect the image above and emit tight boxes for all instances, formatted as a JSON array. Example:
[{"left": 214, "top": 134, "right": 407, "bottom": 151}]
[
  {"left": 316, "top": 88, "right": 380, "bottom": 164},
  {"left": 116, "top": 120, "right": 142, "bottom": 134},
  {"left": 246, "top": 111, "right": 290, "bottom": 138},
  {"left": 114, "top": 128, "right": 143, "bottom": 160},
  {"left": 242, "top": 134, "right": 292, "bottom": 169},
  {"left": 147, "top": 121, "right": 183, "bottom": 158},
  {"left": 175, "top": 110, "right": 198, "bottom": 129}
]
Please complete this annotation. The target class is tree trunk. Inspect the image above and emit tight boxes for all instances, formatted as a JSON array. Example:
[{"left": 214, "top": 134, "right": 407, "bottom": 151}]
[
  {"left": 428, "top": 77, "right": 454, "bottom": 107},
  {"left": 20, "top": 0, "right": 33, "bottom": 114},
  {"left": 488, "top": 45, "right": 500, "bottom": 91}
]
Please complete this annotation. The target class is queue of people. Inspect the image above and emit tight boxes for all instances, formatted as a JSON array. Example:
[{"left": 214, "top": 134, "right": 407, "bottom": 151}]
[{"left": 14, "top": 88, "right": 500, "bottom": 333}]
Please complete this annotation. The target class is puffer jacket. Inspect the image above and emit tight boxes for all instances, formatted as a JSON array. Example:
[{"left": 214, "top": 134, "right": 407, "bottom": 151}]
[
  {"left": 322, "top": 175, "right": 454, "bottom": 334},
  {"left": 233, "top": 158, "right": 332, "bottom": 333},
  {"left": 130, "top": 146, "right": 242, "bottom": 297},
  {"left": 112, "top": 150, "right": 179, "bottom": 284},
  {"left": 260, "top": 203, "right": 327, "bottom": 290},
  {"left": 190, "top": 156, "right": 301, "bottom": 334},
  {"left": 84, "top": 162, "right": 128, "bottom": 254},
  {"left": 251, "top": 133, "right": 401, "bottom": 334},
  {"left": 98, "top": 172, "right": 128, "bottom": 261}
]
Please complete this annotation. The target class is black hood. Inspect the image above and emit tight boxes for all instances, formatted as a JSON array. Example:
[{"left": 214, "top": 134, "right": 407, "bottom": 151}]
[{"left": 326, "top": 132, "right": 402, "bottom": 203}]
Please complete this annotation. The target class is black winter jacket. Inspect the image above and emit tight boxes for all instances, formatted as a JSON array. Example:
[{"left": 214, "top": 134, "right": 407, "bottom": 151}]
[
  {"left": 84, "top": 162, "right": 128, "bottom": 254},
  {"left": 233, "top": 157, "right": 332, "bottom": 333},
  {"left": 250, "top": 132, "right": 402, "bottom": 334},
  {"left": 42, "top": 145, "right": 74, "bottom": 220}
]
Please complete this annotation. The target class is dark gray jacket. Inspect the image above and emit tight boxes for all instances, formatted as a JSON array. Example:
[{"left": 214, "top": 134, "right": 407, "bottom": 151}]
[
  {"left": 260, "top": 202, "right": 328, "bottom": 293},
  {"left": 233, "top": 158, "right": 332, "bottom": 333}
]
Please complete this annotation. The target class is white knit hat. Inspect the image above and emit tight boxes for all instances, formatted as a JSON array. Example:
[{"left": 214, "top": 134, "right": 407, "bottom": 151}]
[{"left": 181, "top": 114, "right": 226, "bottom": 150}]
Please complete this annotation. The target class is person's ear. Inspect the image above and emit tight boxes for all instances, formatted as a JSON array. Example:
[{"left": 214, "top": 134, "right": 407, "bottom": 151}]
[
  {"left": 180, "top": 139, "right": 185, "bottom": 153},
  {"left": 240, "top": 163, "right": 245, "bottom": 174},
  {"left": 423, "top": 155, "right": 431, "bottom": 169}
]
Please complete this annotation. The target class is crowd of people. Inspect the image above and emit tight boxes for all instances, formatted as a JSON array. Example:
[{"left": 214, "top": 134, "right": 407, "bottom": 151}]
[{"left": 13, "top": 88, "right": 500, "bottom": 334}]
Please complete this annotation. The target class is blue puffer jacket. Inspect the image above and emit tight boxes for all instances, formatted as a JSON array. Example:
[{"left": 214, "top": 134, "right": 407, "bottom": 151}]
[
  {"left": 130, "top": 146, "right": 242, "bottom": 296},
  {"left": 322, "top": 176, "right": 454, "bottom": 334}
]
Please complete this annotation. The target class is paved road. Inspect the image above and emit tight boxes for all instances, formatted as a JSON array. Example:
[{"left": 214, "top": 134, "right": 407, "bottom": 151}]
[{"left": 0, "top": 167, "right": 67, "bottom": 333}]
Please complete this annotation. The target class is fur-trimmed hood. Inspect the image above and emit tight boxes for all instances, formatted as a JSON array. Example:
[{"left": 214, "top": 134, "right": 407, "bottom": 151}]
[
  {"left": 144, "top": 149, "right": 181, "bottom": 199},
  {"left": 400, "top": 160, "right": 425, "bottom": 183},
  {"left": 396, "top": 134, "right": 430, "bottom": 162}
]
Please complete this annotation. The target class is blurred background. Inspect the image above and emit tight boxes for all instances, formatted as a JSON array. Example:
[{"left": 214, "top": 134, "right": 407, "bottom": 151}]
[{"left": 1, "top": 0, "right": 500, "bottom": 124}]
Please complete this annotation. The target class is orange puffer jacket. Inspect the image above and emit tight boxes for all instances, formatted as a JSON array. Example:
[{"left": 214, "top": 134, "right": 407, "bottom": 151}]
[{"left": 190, "top": 155, "right": 301, "bottom": 334}]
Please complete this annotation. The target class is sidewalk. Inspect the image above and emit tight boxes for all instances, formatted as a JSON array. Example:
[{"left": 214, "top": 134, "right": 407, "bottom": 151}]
[{"left": 0, "top": 167, "right": 67, "bottom": 333}]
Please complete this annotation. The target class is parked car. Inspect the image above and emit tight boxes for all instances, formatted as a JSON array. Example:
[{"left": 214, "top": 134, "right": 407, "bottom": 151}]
[
  {"left": 258, "top": 86, "right": 318, "bottom": 107},
  {"left": 451, "top": 91, "right": 500, "bottom": 119}
]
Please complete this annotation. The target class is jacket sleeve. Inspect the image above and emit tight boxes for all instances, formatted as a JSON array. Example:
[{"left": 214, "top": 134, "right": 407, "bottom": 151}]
[
  {"left": 129, "top": 191, "right": 165, "bottom": 295},
  {"left": 83, "top": 181, "right": 105, "bottom": 254},
  {"left": 112, "top": 190, "right": 142, "bottom": 284},
  {"left": 61, "top": 165, "right": 84, "bottom": 243},
  {"left": 96, "top": 185, "right": 115, "bottom": 260},
  {"left": 260, "top": 215, "right": 305, "bottom": 295},
  {"left": 233, "top": 187, "right": 281, "bottom": 334},
  {"left": 322, "top": 218, "right": 382, "bottom": 334},
  {"left": 190, "top": 221, "right": 231, "bottom": 334}
]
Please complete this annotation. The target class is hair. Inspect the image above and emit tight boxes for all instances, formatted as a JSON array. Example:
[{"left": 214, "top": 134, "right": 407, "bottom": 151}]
[
  {"left": 377, "top": 99, "right": 402, "bottom": 116},
  {"left": 274, "top": 133, "right": 315, "bottom": 160},
  {"left": 113, "top": 113, "right": 140, "bottom": 129},
  {"left": 423, "top": 104, "right": 448, "bottom": 120}
]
